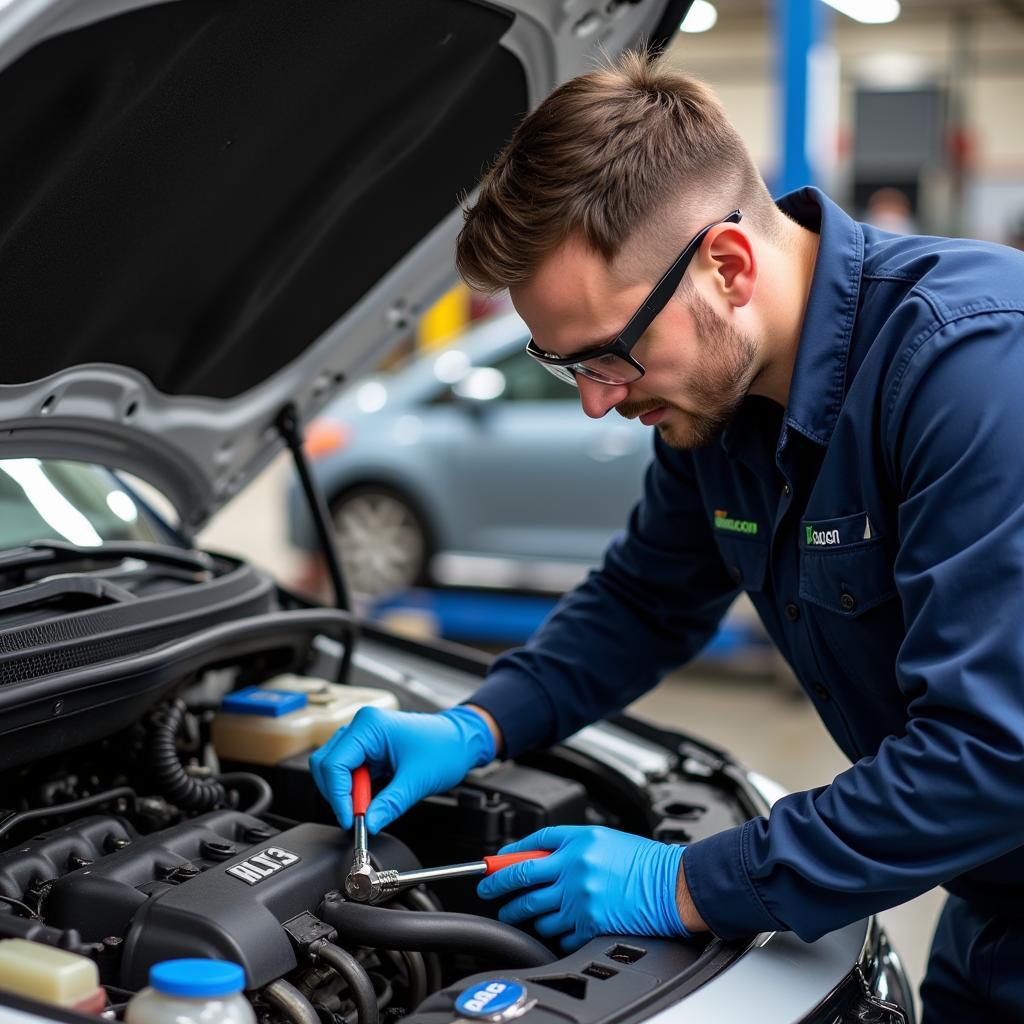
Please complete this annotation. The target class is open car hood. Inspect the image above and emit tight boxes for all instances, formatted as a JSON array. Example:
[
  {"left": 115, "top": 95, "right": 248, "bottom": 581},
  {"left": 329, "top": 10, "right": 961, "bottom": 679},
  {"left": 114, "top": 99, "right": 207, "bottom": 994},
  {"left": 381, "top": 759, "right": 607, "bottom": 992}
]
[{"left": 0, "top": 0, "right": 690, "bottom": 531}]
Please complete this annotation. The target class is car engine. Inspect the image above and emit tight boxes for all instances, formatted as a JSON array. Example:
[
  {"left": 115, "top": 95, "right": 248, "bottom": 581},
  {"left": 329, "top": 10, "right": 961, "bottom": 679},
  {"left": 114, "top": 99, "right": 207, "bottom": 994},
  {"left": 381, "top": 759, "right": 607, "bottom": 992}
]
[
  {"left": 0, "top": 649, "right": 758, "bottom": 1024},
  {"left": 1, "top": 811, "right": 427, "bottom": 990}
]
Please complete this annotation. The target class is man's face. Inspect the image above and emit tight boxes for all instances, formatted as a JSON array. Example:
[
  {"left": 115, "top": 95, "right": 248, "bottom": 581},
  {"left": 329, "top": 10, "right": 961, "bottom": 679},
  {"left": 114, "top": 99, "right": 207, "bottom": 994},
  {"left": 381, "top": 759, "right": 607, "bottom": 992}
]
[{"left": 510, "top": 234, "right": 761, "bottom": 450}]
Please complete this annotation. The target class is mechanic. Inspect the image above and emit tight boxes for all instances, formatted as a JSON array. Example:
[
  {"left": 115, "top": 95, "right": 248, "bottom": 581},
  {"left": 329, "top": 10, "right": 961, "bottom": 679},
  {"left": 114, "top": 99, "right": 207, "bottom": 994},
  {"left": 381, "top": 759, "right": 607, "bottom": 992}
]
[{"left": 311, "top": 52, "right": 1024, "bottom": 1021}]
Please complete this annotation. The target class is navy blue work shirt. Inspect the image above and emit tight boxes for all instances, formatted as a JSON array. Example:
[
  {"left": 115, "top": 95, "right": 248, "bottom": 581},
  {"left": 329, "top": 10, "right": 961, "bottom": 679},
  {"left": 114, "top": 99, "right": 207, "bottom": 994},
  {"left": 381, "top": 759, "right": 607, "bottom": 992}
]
[{"left": 469, "top": 187, "right": 1024, "bottom": 943}]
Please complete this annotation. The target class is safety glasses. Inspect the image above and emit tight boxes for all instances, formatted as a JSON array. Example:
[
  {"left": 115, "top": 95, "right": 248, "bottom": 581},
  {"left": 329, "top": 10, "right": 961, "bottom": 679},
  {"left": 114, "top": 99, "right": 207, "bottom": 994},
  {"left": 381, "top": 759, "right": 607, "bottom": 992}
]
[{"left": 526, "top": 210, "right": 742, "bottom": 386}]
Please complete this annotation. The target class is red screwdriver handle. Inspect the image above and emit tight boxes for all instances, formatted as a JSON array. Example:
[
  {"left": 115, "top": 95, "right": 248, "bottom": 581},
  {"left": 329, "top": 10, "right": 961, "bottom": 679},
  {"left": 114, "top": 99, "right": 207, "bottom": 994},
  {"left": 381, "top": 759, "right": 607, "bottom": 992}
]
[
  {"left": 482, "top": 851, "right": 551, "bottom": 875},
  {"left": 352, "top": 766, "right": 372, "bottom": 817}
]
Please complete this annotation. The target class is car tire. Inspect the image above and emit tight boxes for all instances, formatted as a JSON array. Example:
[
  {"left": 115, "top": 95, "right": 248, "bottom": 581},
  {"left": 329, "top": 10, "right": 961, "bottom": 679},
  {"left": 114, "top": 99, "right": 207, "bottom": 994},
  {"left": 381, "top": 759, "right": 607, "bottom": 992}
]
[{"left": 329, "top": 484, "right": 431, "bottom": 599}]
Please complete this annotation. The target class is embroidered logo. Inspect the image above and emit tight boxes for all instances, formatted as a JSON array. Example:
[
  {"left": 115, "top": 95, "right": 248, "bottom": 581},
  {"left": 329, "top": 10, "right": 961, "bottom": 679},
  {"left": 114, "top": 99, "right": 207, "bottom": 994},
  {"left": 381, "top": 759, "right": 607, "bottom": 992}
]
[
  {"left": 806, "top": 525, "right": 840, "bottom": 546},
  {"left": 803, "top": 514, "right": 874, "bottom": 547},
  {"left": 714, "top": 509, "right": 759, "bottom": 535}
]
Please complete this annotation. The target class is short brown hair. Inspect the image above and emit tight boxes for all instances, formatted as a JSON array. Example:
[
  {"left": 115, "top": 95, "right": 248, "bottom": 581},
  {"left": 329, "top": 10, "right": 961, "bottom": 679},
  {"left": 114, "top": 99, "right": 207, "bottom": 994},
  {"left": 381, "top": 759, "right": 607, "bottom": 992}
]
[{"left": 456, "top": 51, "right": 781, "bottom": 293}]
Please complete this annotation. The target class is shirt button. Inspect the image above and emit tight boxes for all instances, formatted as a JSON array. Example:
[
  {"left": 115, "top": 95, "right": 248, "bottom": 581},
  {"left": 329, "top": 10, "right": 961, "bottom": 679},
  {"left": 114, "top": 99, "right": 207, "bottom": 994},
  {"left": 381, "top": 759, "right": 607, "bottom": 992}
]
[
  {"left": 785, "top": 602, "right": 800, "bottom": 622},
  {"left": 729, "top": 565, "right": 743, "bottom": 583},
  {"left": 812, "top": 683, "right": 830, "bottom": 701},
  {"left": 840, "top": 592, "right": 856, "bottom": 612},
  {"left": 782, "top": 483, "right": 791, "bottom": 496}
]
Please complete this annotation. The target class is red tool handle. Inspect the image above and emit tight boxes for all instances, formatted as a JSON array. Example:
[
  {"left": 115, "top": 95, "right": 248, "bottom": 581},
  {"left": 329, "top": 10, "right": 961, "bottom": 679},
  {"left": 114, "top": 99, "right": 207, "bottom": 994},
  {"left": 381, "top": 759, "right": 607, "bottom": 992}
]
[
  {"left": 482, "top": 851, "right": 551, "bottom": 875},
  {"left": 352, "top": 766, "right": 372, "bottom": 816}
]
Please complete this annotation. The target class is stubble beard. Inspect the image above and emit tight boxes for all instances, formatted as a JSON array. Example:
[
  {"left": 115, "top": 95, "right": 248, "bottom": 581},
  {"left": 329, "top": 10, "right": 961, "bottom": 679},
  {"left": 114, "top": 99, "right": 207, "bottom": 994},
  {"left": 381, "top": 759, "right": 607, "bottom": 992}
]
[{"left": 616, "top": 292, "right": 760, "bottom": 450}]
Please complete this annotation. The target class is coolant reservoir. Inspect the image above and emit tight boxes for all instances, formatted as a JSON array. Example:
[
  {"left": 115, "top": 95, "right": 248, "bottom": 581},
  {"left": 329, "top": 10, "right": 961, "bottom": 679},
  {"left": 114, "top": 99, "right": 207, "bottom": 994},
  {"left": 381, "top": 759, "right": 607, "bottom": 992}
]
[
  {"left": 0, "top": 939, "right": 105, "bottom": 1013},
  {"left": 125, "top": 959, "right": 255, "bottom": 1024},
  {"left": 211, "top": 674, "right": 398, "bottom": 765}
]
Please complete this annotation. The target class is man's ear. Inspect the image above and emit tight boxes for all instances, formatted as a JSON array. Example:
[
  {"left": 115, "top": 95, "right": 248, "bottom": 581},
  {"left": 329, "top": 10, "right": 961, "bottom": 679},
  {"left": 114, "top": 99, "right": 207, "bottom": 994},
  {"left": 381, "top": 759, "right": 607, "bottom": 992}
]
[{"left": 701, "top": 225, "right": 756, "bottom": 308}]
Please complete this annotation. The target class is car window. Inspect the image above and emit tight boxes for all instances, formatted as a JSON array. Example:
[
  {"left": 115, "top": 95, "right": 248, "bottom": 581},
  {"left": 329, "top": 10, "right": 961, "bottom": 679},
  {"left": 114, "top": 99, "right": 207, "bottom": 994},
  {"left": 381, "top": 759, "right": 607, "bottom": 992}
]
[
  {"left": 490, "top": 349, "right": 574, "bottom": 402},
  {"left": 0, "top": 459, "right": 165, "bottom": 549}
]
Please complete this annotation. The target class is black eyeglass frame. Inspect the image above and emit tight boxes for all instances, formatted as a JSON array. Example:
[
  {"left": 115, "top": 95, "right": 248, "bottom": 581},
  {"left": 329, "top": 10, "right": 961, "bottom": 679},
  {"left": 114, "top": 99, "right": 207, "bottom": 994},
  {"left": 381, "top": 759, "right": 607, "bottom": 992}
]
[{"left": 526, "top": 209, "right": 743, "bottom": 386}]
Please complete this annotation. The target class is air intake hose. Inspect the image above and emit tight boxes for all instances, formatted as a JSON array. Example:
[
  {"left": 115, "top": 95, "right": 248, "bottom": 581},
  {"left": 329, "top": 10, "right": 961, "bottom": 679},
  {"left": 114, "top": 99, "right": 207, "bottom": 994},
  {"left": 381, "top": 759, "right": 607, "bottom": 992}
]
[
  {"left": 148, "top": 700, "right": 226, "bottom": 812},
  {"left": 317, "top": 894, "right": 555, "bottom": 968}
]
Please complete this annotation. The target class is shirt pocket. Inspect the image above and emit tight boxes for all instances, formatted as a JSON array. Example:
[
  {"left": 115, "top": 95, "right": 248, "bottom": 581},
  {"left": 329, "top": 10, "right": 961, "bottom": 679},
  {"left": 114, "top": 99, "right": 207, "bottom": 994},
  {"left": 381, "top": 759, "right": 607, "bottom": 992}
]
[
  {"left": 799, "top": 536, "right": 903, "bottom": 690},
  {"left": 799, "top": 535, "right": 896, "bottom": 615},
  {"left": 714, "top": 534, "right": 769, "bottom": 592}
]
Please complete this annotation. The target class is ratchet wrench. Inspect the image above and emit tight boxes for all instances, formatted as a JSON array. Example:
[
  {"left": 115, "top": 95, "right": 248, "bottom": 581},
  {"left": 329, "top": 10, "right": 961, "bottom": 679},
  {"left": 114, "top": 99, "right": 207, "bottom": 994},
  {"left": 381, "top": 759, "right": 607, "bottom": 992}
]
[
  {"left": 347, "top": 849, "right": 551, "bottom": 905},
  {"left": 341, "top": 765, "right": 550, "bottom": 904}
]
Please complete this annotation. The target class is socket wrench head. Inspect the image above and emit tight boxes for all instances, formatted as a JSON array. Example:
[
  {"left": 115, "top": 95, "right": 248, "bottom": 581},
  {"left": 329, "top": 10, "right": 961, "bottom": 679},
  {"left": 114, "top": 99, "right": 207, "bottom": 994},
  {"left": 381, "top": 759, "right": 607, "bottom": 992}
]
[
  {"left": 344, "top": 861, "right": 379, "bottom": 902},
  {"left": 344, "top": 864, "right": 401, "bottom": 904}
]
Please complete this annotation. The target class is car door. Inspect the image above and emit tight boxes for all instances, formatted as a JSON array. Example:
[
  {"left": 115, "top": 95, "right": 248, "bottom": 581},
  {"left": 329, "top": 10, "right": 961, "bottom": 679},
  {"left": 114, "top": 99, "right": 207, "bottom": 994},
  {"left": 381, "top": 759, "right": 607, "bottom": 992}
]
[{"left": 442, "top": 348, "right": 651, "bottom": 564}]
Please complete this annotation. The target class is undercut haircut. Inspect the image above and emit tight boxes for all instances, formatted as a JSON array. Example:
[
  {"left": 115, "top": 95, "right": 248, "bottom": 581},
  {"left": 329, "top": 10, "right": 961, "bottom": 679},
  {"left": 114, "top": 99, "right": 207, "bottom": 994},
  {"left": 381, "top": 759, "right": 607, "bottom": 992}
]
[{"left": 456, "top": 50, "right": 783, "bottom": 294}]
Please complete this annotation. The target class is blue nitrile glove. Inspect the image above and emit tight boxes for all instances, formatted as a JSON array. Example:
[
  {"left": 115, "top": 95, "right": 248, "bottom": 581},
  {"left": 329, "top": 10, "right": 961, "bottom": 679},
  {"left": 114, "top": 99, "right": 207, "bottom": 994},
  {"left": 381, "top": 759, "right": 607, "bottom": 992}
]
[
  {"left": 477, "top": 825, "right": 691, "bottom": 953},
  {"left": 309, "top": 705, "right": 495, "bottom": 833}
]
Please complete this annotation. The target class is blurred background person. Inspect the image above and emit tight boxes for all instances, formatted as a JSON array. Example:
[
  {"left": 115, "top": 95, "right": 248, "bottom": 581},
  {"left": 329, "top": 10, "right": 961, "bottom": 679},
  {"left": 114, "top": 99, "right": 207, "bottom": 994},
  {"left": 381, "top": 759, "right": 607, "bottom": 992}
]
[{"left": 864, "top": 186, "right": 917, "bottom": 233}]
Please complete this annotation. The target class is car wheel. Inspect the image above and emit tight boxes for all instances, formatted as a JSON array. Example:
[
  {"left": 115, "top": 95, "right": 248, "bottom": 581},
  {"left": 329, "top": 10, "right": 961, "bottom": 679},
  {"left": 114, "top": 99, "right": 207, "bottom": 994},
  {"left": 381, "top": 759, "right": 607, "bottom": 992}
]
[{"left": 330, "top": 485, "right": 430, "bottom": 599}]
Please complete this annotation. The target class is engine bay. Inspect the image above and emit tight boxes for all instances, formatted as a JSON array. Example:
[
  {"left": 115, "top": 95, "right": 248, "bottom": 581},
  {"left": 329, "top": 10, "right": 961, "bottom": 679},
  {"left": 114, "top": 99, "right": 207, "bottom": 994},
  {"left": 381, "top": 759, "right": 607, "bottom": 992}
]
[{"left": 0, "top": 637, "right": 761, "bottom": 1024}]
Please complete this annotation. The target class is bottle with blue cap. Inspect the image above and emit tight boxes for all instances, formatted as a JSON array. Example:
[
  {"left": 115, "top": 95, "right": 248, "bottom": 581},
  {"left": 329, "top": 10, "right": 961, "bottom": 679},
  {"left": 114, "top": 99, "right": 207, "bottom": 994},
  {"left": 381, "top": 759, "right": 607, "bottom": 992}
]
[{"left": 125, "top": 959, "right": 256, "bottom": 1024}]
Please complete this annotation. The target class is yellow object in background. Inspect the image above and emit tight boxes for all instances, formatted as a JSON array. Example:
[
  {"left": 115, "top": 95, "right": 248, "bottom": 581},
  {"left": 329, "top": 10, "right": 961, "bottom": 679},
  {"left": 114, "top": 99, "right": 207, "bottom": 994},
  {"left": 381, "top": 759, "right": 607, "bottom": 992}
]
[{"left": 417, "top": 284, "right": 470, "bottom": 352}]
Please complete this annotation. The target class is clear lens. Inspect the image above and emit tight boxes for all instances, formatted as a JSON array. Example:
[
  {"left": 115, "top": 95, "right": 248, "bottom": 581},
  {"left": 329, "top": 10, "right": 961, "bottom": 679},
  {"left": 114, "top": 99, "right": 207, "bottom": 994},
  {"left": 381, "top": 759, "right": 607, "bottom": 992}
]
[
  {"left": 575, "top": 353, "right": 643, "bottom": 385},
  {"left": 528, "top": 343, "right": 643, "bottom": 387},
  {"left": 537, "top": 362, "right": 579, "bottom": 387}
]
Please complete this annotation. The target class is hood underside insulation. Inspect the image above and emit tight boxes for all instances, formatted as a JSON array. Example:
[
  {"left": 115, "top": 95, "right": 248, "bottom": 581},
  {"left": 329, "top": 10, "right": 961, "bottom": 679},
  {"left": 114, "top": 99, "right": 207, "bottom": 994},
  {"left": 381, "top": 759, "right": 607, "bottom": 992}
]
[{"left": 0, "top": 0, "right": 524, "bottom": 398}]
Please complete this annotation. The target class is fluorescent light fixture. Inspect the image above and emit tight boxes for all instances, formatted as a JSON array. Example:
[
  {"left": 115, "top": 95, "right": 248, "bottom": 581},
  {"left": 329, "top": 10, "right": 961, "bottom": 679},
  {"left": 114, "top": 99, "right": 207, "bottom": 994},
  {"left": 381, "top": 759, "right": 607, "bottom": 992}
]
[
  {"left": 680, "top": 0, "right": 718, "bottom": 33},
  {"left": 820, "top": 0, "right": 900, "bottom": 24},
  {"left": 854, "top": 52, "right": 931, "bottom": 88}
]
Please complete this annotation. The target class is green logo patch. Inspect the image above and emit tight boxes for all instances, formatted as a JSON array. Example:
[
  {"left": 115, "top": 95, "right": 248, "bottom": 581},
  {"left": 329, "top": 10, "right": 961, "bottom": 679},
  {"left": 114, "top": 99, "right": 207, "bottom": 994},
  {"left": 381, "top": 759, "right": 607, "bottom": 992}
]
[
  {"left": 714, "top": 509, "right": 758, "bottom": 535},
  {"left": 803, "top": 513, "right": 872, "bottom": 547}
]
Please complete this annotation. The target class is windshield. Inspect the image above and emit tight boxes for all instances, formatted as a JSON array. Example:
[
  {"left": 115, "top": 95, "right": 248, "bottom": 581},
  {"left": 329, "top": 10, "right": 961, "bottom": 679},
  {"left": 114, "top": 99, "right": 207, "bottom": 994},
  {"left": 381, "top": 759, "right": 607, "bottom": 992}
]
[{"left": 0, "top": 459, "right": 166, "bottom": 550}]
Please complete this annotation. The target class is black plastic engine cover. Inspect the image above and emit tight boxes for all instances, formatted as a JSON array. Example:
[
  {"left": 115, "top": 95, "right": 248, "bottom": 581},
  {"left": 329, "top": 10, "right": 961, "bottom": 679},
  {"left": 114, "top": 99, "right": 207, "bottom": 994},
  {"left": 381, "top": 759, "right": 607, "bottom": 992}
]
[
  {"left": 119, "top": 822, "right": 418, "bottom": 989},
  {"left": 39, "top": 810, "right": 272, "bottom": 942},
  {"left": 9, "top": 809, "right": 418, "bottom": 989}
]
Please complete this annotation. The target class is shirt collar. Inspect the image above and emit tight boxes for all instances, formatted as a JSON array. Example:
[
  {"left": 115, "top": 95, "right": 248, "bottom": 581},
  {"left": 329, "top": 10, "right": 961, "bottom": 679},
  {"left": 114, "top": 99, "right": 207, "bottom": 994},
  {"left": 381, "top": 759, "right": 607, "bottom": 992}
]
[{"left": 776, "top": 186, "right": 865, "bottom": 447}]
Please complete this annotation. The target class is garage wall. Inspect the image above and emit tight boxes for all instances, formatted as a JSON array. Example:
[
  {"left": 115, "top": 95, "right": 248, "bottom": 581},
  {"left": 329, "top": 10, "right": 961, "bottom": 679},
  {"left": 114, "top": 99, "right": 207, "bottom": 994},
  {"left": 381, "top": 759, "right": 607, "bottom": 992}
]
[{"left": 664, "top": 5, "right": 1024, "bottom": 240}]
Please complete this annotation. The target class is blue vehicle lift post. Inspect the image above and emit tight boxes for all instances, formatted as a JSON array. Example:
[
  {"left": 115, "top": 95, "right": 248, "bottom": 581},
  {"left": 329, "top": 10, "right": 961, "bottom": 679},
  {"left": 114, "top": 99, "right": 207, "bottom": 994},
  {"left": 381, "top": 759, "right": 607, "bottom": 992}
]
[{"left": 775, "top": 0, "right": 831, "bottom": 195}]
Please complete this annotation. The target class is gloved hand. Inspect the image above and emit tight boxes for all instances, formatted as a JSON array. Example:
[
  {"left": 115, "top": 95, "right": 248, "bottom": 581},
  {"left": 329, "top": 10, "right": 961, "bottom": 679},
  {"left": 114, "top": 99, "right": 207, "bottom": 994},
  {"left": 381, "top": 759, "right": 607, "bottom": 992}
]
[
  {"left": 309, "top": 705, "right": 495, "bottom": 833},
  {"left": 477, "top": 825, "right": 690, "bottom": 953}
]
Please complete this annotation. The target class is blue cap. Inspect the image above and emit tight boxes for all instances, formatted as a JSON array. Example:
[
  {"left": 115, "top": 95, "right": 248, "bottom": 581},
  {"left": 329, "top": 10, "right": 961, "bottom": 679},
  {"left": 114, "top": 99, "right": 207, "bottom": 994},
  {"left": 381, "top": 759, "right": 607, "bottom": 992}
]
[
  {"left": 221, "top": 687, "right": 307, "bottom": 717},
  {"left": 150, "top": 959, "right": 246, "bottom": 997},
  {"left": 455, "top": 979, "right": 528, "bottom": 1020}
]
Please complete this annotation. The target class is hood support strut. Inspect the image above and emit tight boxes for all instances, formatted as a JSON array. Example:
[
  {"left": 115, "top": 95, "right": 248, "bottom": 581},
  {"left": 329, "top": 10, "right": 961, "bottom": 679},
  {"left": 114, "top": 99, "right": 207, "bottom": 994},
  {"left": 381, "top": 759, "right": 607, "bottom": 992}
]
[{"left": 277, "top": 403, "right": 356, "bottom": 684}]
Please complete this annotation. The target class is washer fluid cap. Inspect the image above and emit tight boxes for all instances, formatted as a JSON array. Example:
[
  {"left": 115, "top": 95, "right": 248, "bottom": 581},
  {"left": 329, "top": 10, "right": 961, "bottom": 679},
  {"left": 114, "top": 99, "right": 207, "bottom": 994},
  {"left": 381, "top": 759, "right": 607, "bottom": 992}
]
[
  {"left": 150, "top": 959, "right": 246, "bottom": 997},
  {"left": 455, "top": 979, "right": 528, "bottom": 1020},
  {"left": 221, "top": 687, "right": 308, "bottom": 717}
]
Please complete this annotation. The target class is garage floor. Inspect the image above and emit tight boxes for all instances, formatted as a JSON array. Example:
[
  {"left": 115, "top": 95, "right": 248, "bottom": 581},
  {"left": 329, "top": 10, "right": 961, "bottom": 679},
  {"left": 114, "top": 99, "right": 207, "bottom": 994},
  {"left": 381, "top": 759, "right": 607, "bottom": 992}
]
[{"left": 203, "top": 453, "right": 943, "bottom": 1016}]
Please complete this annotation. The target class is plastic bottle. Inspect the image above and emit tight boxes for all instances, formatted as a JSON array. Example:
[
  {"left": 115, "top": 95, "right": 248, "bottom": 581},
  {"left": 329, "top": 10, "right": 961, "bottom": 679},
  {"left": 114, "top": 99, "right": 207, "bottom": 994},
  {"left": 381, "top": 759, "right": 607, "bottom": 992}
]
[
  {"left": 0, "top": 938, "right": 105, "bottom": 1013},
  {"left": 125, "top": 959, "right": 256, "bottom": 1024},
  {"left": 212, "top": 675, "right": 398, "bottom": 765}
]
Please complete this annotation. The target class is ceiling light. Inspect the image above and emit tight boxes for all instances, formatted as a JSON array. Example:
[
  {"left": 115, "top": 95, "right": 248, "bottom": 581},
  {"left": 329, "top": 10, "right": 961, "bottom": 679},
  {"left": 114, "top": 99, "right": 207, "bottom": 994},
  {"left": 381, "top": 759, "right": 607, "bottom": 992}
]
[
  {"left": 680, "top": 0, "right": 718, "bottom": 33},
  {"left": 820, "top": 0, "right": 900, "bottom": 24}
]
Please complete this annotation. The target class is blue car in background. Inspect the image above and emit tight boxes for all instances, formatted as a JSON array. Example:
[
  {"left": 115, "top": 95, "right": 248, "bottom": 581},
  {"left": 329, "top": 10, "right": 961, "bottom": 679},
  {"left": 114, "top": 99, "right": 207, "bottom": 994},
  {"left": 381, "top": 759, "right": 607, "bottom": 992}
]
[{"left": 289, "top": 311, "right": 653, "bottom": 598}]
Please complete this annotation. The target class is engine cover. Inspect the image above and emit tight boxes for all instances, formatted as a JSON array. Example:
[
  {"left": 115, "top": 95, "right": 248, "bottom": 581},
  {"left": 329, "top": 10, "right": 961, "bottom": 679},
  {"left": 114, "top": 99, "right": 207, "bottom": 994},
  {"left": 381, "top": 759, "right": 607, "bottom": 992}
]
[{"left": 13, "top": 809, "right": 418, "bottom": 989}]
